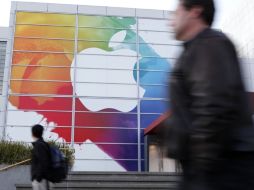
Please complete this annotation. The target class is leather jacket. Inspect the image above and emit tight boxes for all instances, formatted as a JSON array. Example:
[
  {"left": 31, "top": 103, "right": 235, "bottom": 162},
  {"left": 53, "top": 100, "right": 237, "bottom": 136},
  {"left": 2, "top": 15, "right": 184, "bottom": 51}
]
[
  {"left": 31, "top": 138, "right": 50, "bottom": 182},
  {"left": 167, "top": 28, "right": 254, "bottom": 169}
]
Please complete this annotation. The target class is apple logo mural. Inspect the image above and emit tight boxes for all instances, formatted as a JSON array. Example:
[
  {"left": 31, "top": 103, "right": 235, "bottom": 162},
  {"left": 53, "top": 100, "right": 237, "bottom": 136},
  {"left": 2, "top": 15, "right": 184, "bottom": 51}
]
[{"left": 71, "top": 30, "right": 145, "bottom": 112}]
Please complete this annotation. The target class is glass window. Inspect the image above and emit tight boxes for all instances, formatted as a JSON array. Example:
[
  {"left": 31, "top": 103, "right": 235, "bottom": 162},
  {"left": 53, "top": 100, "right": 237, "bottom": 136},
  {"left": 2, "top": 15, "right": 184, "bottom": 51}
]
[
  {"left": 73, "top": 127, "right": 138, "bottom": 144},
  {"left": 75, "top": 112, "right": 137, "bottom": 128},
  {"left": 140, "top": 100, "right": 169, "bottom": 114},
  {"left": 74, "top": 143, "right": 139, "bottom": 160},
  {"left": 140, "top": 113, "right": 163, "bottom": 129},
  {"left": 14, "top": 38, "right": 75, "bottom": 53},
  {"left": 12, "top": 52, "right": 74, "bottom": 67},
  {"left": 11, "top": 66, "right": 72, "bottom": 81},
  {"left": 139, "top": 43, "right": 182, "bottom": 58},
  {"left": 75, "top": 98, "right": 138, "bottom": 113},
  {"left": 138, "top": 18, "right": 170, "bottom": 32},
  {"left": 75, "top": 54, "right": 138, "bottom": 70},
  {"left": 75, "top": 68, "right": 137, "bottom": 84},
  {"left": 10, "top": 80, "right": 73, "bottom": 95},
  {"left": 16, "top": 12, "right": 76, "bottom": 26},
  {"left": 78, "top": 15, "right": 136, "bottom": 29},
  {"left": 5, "top": 125, "right": 73, "bottom": 143},
  {"left": 140, "top": 85, "right": 168, "bottom": 99},
  {"left": 78, "top": 41, "right": 137, "bottom": 55},
  {"left": 15, "top": 25, "right": 75, "bottom": 39},
  {"left": 139, "top": 57, "right": 171, "bottom": 71},
  {"left": 139, "top": 31, "right": 178, "bottom": 45},
  {"left": 139, "top": 70, "right": 169, "bottom": 85},
  {"left": 78, "top": 28, "right": 136, "bottom": 43},
  {"left": 73, "top": 159, "right": 138, "bottom": 172},
  {"left": 6, "top": 111, "right": 72, "bottom": 126},
  {"left": 8, "top": 95, "right": 73, "bottom": 111},
  {"left": 75, "top": 83, "right": 138, "bottom": 98}
]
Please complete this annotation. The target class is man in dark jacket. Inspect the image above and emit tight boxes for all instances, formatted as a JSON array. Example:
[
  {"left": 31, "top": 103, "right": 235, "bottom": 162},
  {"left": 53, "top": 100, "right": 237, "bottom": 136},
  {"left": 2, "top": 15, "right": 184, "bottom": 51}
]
[
  {"left": 31, "top": 124, "right": 50, "bottom": 190},
  {"left": 167, "top": 0, "right": 254, "bottom": 189}
]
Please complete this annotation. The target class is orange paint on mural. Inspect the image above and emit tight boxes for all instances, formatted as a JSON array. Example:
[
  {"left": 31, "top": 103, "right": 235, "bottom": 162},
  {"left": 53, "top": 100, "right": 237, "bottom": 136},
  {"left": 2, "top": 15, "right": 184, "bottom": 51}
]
[{"left": 10, "top": 12, "right": 76, "bottom": 107}]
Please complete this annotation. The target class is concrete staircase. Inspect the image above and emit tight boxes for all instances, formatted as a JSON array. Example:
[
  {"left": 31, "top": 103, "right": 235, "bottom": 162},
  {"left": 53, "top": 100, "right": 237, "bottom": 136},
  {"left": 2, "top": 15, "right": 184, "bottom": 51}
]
[{"left": 16, "top": 172, "right": 181, "bottom": 190}]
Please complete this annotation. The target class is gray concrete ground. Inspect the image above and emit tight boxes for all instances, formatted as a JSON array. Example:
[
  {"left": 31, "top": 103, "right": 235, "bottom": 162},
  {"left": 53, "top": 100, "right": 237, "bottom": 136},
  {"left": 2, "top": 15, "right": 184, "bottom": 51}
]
[{"left": 0, "top": 165, "right": 30, "bottom": 190}]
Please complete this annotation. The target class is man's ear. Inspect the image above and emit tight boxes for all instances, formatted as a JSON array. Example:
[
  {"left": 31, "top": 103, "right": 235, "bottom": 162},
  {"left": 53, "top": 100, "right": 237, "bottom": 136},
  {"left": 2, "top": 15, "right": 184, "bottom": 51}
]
[{"left": 189, "top": 6, "right": 203, "bottom": 19}]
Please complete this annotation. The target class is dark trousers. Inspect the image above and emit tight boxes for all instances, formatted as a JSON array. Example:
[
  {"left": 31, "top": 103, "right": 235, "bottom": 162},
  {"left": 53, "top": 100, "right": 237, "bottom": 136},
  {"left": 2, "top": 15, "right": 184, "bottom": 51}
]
[
  {"left": 179, "top": 152, "right": 254, "bottom": 190},
  {"left": 32, "top": 179, "right": 49, "bottom": 190}
]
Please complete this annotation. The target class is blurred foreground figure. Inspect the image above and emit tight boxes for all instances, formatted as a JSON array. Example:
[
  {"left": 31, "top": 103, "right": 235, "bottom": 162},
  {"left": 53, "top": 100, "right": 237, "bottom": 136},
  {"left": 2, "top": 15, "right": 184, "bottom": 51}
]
[
  {"left": 31, "top": 125, "right": 50, "bottom": 190},
  {"left": 167, "top": 0, "right": 254, "bottom": 189}
]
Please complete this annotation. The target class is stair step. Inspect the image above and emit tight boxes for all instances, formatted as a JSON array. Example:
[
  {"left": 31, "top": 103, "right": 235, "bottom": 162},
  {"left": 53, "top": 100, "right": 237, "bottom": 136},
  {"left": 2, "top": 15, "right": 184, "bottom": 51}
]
[
  {"left": 64, "top": 177, "right": 180, "bottom": 182},
  {"left": 67, "top": 172, "right": 179, "bottom": 177},
  {"left": 16, "top": 172, "right": 181, "bottom": 190},
  {"left": 16, "top": 183, "right": 177, "bottom": 190},
  {"left": 66, "top": 173, "right": 180, "bottom": 181}
]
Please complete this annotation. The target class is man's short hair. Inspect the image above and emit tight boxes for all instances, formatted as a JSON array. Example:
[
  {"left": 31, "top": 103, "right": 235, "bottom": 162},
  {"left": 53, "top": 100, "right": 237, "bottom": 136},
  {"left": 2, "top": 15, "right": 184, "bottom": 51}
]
[
  {"left": 32, "top": 124, "right": 44, "bottom": 138},
  {"left": 181, "top": 0, "right": 215, "bottom": 26}
]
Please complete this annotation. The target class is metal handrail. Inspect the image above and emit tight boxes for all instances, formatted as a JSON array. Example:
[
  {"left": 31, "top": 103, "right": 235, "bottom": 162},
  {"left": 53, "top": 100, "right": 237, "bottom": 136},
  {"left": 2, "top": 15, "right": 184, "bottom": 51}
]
[
  {"left": 0, "top": 159, "right": 31, "bottom": 172},
  {"left": 0, "top": 148, "right": 74, "bottom": 172}
]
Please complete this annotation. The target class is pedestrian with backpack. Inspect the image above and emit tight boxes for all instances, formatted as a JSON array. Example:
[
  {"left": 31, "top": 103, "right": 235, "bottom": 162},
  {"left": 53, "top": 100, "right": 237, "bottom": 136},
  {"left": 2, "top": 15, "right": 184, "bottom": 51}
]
[{"left": 31, "top": 124, "right": 50, "bottom": 190}]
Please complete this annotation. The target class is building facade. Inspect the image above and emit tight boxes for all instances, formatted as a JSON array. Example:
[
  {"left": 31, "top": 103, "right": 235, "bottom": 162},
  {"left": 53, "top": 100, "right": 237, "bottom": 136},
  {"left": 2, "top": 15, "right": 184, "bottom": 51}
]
[
  {"left": 0, "top": 27, "right": 9, "bottom": 95},
  {"left": 0, "top": 27, "right": 10, "bottom": 140},
  {"left": 0, "top": 1, "right": 182, "bottom": 172},
  {"left": 221, "top": 0, "right": 254, "bottom": 60},
  {"left": 220, "top": 0, "right": 254, "bottom": 93}
]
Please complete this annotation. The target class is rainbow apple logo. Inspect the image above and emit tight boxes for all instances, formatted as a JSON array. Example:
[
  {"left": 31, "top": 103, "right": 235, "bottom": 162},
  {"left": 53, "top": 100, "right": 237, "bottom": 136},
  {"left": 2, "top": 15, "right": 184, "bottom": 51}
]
[{"left": 71, "top": 30, "right": 145, "bottom": 112}]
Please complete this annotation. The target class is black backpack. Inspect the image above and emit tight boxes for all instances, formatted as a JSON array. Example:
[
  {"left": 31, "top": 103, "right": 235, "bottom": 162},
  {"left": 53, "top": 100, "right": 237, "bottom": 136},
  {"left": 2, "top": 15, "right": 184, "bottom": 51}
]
[{"left": 46, "top": 145, "right": 68, "bottom": 183}]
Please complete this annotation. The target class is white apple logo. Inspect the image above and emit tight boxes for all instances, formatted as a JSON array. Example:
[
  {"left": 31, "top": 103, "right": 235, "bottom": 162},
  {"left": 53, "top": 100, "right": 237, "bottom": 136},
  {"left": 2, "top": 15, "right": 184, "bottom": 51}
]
[{"left": 71, "top": 30, "right": 145, "bottom": 112}]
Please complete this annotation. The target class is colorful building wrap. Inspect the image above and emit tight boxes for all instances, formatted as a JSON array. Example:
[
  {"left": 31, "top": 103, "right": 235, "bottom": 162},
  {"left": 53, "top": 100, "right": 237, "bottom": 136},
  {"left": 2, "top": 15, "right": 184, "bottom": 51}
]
[{"left": 8, "top": 11, "right": 178, "bottom": 171}]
